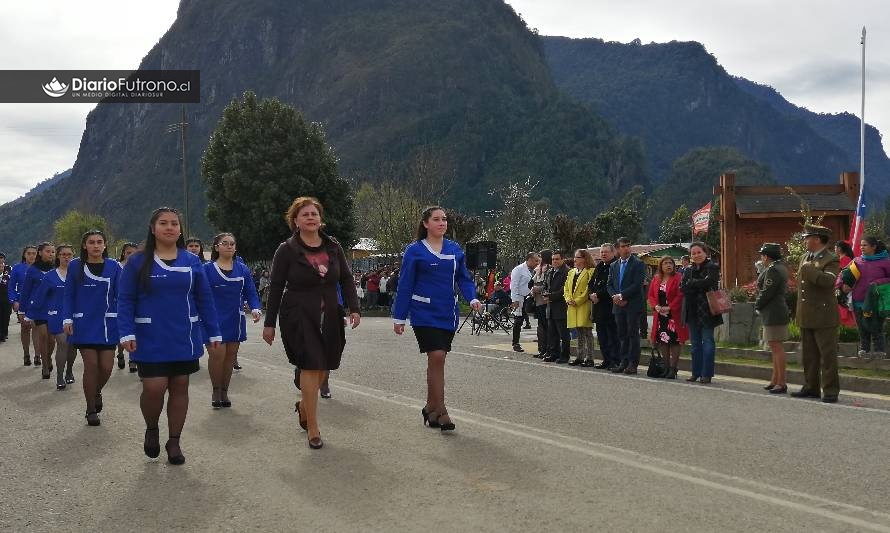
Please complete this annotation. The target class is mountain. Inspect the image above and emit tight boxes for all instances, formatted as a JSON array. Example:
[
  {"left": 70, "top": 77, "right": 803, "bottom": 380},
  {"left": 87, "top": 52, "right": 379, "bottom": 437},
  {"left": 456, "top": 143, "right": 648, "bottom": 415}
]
[
  {"left": 0, "top": 0, "right": 646, "bottom": 250},
  {"left": 733, "top": 76, "right": 890, "bottom": 200},
  {"left": 542, "top": 37, "right": 862, "bottom": 194}
]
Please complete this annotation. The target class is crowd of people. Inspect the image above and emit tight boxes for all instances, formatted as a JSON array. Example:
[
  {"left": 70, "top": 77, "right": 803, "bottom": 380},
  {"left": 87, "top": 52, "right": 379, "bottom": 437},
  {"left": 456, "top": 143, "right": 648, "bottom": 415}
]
[
  {"left": 5, "top": 197, "right": 886, "bottom": 464},
  {"left": 492, "top": 224, "right": 888, "bottom": 403}
]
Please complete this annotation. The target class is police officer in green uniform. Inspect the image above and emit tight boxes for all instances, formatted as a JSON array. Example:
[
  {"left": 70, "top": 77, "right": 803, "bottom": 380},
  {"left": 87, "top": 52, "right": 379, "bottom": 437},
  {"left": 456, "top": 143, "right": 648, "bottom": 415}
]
[
  {"left": 754, "top": 243, "right": 791, "bottom": 393},
  {"left": 792, "top": 225, "right": 841, "bottom": 402}
]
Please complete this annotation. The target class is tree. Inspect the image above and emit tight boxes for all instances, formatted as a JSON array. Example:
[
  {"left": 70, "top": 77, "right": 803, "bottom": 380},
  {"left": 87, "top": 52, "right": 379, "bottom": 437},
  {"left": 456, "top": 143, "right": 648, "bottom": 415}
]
[
  {"left": 658, "top": 205, "right": 692, "bottom": 243},
  {"left": 591, "top": 186, "right": 647, "bottom": 244},
  {"left": 53, "top": 210, "right": 114, "bottom": 248},
  {"left": 202, "top": 91, "right": 356, "bottom": 260},
  {"left": 446, "top": 210, "right": 482, "bottom": 246},
  {"left": 551, "top": 213, "right": 596, "bottom": 252},
  {"left": 485, "top": 179, "right": 552, "bottom": 267},
  {"left": 354, "top": 180, "right": 420, "bottom": 255}
]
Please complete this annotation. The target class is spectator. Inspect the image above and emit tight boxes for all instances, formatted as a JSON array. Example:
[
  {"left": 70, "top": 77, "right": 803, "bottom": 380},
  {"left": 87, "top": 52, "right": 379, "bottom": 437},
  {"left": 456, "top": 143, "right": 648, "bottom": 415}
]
[
  {"left": 509, "top": 253, "right": 540, "bottom": 352},
  {"left": 833, "top": 241, "right": 856, "bottom": 327},
  {"left": 590, "top": 243, "right": 619, "bottom": 370},
  {"left": 680, "top": 241, "right": 723, "bottom": 384},
  {"left": 566, "top": 249, "right": 595, "bottom": 366},
  {"left": 487, "top": 282, "right": 511, "bottom": 309},
  {"left": 258, "top": 269, "right": 271, "bottom": 310},
  {"left": 0, "top": 253, "right": 10, "bottom": 342},
  {"left": 677, "top": 255, "right": 691, "bottom": 275},
  {"left": 379, "top": 270, "right": 390, "bottom": 308},
  {"left": 366, "top": 270, "right": 381, "bottom": 309},
  {"left": 755, "top": 243, "right": 790, "bottom": 394},
  {"left": 531, "top": 259, "right": 550, "bottom": 359},
  {"left": 841, "top": 236, "right": 890, "bottom": 358},
  {"left": 543, "top": 250, "right": 570, "bottom": 363},
  {"left": 608, "top": 237, "right": 646, "bottom": 374},
  {"left": 647, "top": 256, "right": 688, "bottom": 379}
]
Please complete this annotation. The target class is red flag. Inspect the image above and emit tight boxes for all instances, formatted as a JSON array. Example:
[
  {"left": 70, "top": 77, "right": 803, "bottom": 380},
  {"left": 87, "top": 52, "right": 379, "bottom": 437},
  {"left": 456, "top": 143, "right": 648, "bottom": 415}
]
[{"left": 692, "top": 202, "right": 712, "bottom": 236}]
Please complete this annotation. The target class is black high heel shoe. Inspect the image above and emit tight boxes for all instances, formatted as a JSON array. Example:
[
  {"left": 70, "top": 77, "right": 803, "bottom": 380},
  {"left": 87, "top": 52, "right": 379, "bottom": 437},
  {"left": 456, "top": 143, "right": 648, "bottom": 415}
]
[
  {"left": 220, "top": 388, "right": 231, "bottom": 408},
  {"left": 437, "top": 412, "right": 456, "bottom": 432},
  {"left": 764, "top": 383, "right": 776, "bottom": 390},
  {"left": 85, "top": 410, "right": 100, "bottom": 426},
  {"left": 421, "top": 407, "right": 440, "bottom": 428},
  {"left": 211, "top": 387, "right": 222, "bottom": 408},
  {"left": 295, "top": 401, "right": 308, "bottom": 431},
  {"left": 117, "top": 353, "right": 125, "bottom": 369},
  {"left": 165, "top": 436, "right": 185, "bottom": 465},
  {"left": 144, "top": 427, "right": 160, "bottom": 458},
  {"left": 308, "top": 435, "right": 323, "bottom": 450}
]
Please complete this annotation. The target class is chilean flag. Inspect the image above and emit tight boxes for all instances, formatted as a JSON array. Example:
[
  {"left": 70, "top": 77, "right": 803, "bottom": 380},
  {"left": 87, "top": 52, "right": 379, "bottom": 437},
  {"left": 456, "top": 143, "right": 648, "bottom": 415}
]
[{"left": 849, "top": 190, "right": 866, "bottom": 256}]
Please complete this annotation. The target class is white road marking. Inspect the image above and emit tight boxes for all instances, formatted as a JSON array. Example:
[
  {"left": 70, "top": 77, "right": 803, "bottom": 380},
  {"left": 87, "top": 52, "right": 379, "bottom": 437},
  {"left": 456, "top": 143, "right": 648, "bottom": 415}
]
[{"left": 238, "top": 354, "right": 890, "bottom": 532}]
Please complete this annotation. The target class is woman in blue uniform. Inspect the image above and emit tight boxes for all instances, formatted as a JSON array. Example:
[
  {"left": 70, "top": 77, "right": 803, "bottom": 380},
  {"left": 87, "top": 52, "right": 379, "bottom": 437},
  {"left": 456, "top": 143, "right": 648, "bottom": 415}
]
[
  {"left": 117, "top": 242, "right": 139, "bottom": 372},
  {"left": 392, "top": 206, "right": 481, "bottom": 432},
  {"left": 21, "top": 242, "right": 56, "bottom": 378},
  {"left": 30, "top": 244, "right": 76, "bottom": 390},
  {"left": 63, "top": 231, "right": 123, "bottom": 426},
  {"left": 204, "top": 232, "right": 261, "bottom": 408},
  {"left": 118, "top": 208, "right": 221, "bottom": 465},
  {"left": 9, "top": 245, "right": 37, "bottom": 365}
]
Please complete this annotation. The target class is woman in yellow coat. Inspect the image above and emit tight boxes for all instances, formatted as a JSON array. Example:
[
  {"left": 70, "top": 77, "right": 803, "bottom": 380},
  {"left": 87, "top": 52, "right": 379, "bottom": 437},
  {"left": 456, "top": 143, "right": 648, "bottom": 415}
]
[{"left": 565, "top": 248, "right": 595, "bottom": 366}]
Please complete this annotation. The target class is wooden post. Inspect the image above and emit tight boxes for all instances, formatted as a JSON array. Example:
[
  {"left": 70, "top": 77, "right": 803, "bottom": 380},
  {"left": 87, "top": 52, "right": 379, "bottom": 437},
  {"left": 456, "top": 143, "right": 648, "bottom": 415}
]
[{"left": 719, "top": 173, "right": 737, "bottom": 288}]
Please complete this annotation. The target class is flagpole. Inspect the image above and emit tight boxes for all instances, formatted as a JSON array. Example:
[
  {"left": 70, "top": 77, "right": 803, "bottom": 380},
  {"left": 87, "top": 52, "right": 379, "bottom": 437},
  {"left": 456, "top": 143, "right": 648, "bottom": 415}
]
[{"left": 852, "top": 27, "right": 866, "bottom": 253}]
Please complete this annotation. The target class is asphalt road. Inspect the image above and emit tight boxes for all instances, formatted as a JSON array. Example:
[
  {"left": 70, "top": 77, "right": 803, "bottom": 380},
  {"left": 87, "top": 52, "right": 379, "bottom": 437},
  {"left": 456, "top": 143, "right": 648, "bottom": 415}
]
[{"left": 2, "top": 317, "right": 890, "bottom": 532}]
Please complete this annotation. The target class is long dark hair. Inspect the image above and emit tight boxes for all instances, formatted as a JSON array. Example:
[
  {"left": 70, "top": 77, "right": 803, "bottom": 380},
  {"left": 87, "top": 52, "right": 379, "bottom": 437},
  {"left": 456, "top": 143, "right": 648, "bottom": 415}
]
[
  {"left": 54, "top": 244, "right": 74, "bottom": 268},
  {"left": 78, "top": 230, "right": 109, "bottom": 282},
  {"left": 834, "top": 240, "right": 854, "bottom": 259},
  {"left": 416, "top": 205, "right": 446, "bottom": 241},
  {"left": 209, "top": 232, "right": 234, "bottom": 262},
  {"left": 138, "top": 207, "right": 186, "bottom": 290},
  {"left": 118, "top": 242, "right": 138, "bottom": 262},
  {"left": 20, "top": 245, "right": 37, "bottom": 264},
  {"left": 185, "top": 237, "right": 207, "bottom": 263},
  {"left": 862, "top": 236, "right": 887, "bottom": 254},
  {"left": 34, "top": 242, "right": 55, "bottom": 272}
]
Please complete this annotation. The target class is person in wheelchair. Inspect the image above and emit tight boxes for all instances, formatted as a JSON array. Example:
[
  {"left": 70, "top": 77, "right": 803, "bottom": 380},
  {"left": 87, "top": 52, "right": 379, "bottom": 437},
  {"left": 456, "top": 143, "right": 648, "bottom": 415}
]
[{"left": 486, "top": 282, "right": 512, "bottom": 314}]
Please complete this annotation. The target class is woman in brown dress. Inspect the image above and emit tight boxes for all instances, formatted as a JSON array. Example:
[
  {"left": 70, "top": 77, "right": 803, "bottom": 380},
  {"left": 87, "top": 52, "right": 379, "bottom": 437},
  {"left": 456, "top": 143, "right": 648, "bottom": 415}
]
[{"left": 262, "top": 197, "right": 361, "bottom": 450}]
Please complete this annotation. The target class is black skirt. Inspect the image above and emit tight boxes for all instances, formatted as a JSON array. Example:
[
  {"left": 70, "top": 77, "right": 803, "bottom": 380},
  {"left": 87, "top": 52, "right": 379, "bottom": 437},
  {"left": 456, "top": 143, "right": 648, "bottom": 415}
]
[
  {"left": 412, "top": 326, "right": 455, "bottom": 354},
  {"left": 137, "top": 360, "right": 200, "bottom": 378},
  {"left": 74, "top": 344, "right": 116, "bottom": 351}
]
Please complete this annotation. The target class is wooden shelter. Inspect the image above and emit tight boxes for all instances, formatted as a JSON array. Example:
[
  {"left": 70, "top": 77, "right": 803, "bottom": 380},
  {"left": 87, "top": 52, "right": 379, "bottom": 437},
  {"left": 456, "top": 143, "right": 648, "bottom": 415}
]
[{"left": 714, "top": 172, "right": 859, "bottom": 287}]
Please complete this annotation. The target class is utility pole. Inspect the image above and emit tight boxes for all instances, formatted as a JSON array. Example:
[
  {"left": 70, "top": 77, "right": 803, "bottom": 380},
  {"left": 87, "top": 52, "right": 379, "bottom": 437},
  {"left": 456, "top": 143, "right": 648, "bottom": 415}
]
[{"left": 166, "top": 105, "right": 190, "bottom": 238}]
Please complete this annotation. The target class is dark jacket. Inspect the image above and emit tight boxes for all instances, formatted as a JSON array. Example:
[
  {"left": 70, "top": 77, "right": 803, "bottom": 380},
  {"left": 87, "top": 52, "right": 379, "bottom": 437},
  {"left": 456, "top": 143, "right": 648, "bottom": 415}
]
[
  {"left": 590, "top": 258, "right": 615, "bottom": 319},
  {"left": 754, "top": 260, "right": 789, "bottom": 326},
  {"left": 265, "top": 232, "right": 360, "bottom": 370},
  {"left": 607, "top": 255, "right": 645, "bottom": 314},
  {"left": 546, "top": 264, "right": 569, "bottom": 320},
  {"left": 680, "top": 259, "right": 724, "bottom": 328}
]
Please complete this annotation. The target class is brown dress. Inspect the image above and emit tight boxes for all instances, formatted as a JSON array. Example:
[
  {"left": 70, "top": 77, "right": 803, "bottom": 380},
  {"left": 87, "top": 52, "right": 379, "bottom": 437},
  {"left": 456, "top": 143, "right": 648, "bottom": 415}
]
[{"left": 264, "top": 232, "right": 360, "bottom": 370}]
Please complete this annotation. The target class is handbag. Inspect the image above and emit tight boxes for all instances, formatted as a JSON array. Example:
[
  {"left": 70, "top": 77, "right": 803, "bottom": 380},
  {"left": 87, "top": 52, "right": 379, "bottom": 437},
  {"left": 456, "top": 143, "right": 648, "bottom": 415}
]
[
  {"left": 706, "top": 289, "right": 732, "bottom": 315},
  {"left": 646, "top": 347, "right": 667, "bottom": 378}
]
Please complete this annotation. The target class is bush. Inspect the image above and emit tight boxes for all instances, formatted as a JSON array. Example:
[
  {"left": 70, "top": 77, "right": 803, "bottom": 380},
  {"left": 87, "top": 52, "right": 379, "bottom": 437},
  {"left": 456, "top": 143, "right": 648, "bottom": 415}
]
[{"left": 839, "top": 326, "right": 860, "bottom": 343}]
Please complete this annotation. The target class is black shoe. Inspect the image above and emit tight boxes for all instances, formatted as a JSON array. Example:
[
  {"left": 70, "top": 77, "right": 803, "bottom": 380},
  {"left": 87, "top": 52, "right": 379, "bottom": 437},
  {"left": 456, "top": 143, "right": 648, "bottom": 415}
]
[
  {"left": 623, "top": 367, "right": 638, "bottom": 375},
  {"left": 117, "top": 353, "right": 125, "bottom": 369},
  {"left": 56, "top": 373, "right": 66, "bottom": 390},
  {"left": 542, "top": 356, "right": 557, "bottom": 362},
  {"left": 295, "top": 401, "right": 308, "bottom": 431},
  {"left": 165, "top": 436, "right": 185, "bottom": 465},
  {"left": 320, "top": 387, "right": 332, "bottom": 399},
  {"left": 34, "top": 355, "right": 41, "bottom": 366},
  {"left": 42, "top": 370, "right": 51, "bottom": 379},
  {"left": 764, "top": 383, "right": 776, "bottom": 391},
  {"left": 594, "top": 362, "right": 610, "bottom": 369},
  {"left": 85, "top": 411, "right": 100, "bottom": 426},
  {"left": 686, "top": 375, "right": 700, "bottom": 382},
  {"left": 822, "top": 395, "right": 839, "bottom": 403},
  {"left": 699, "top": 377, "right": 712, "bottom": 384},
  {"left": 438, "top": 414, "right": 456, "bottom": 432},
  {"left": 144, "top": 428, "right": 160, "bottom": 458},
  {"left": 220, "top": 388, "right": 231, "bottom": 408},
  {"left": 233, "top": 360, "right": 242, "bottom": 371},
  {"left": 568, "top": 358, "right": 582, "bottom": 366},
  {"left": 95, "top": 393, "right": 103, "bottom": 413},
  {"left": 65, "top": 370, "right": 75, "bottom": 384},
  {"left": 666, "top": 367, "right": 678, "bottom": 379},
  {"left": 769, "top": 385, "right": 788, "bottom": 394},
  {"left": 23, "top": 356, "right": 31, "bottom": 366},
  {"left": 556, "top": 358, "right": 569, "bottom": 364},
  {"left": 534, "top": 353, "right": 546, "bottom": 359},
  {"left": 512, "top": 344, "right": 525, "bottom": 353},
  {"left": 422, "top": 407, "right": 441, "bottom": 428},
  {"left": 308, "top": 436, "right": 324, "bottom": 450},
  {"left": 611, "top": 364, "right": 628, "bottom": 374},
  {"left": 129, "top": 361, "right": 138, "bottom": 373},
  {"left": 790, "top": 389, "right": 820, "bottom": 399},
  {"left": 523, "top": 324, "right": 532, "bottom": 330}
]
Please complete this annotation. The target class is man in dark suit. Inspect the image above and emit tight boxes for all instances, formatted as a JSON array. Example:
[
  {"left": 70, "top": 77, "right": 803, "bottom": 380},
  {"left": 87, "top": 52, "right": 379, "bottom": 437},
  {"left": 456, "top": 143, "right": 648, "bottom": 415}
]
[
  {"left": 607, "top": 237, "right": 646, "bottom": 374},
  {"left": 590, "top": 243, "right": 619, "bottom": 369},
  {"left": 543, "top": 250, "right": 571, "bottom": 363}
]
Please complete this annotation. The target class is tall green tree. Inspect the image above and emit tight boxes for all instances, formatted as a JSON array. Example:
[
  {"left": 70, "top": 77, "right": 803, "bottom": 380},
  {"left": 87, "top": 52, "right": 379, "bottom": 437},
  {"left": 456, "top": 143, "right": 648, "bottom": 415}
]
[
  {"left": 202, "top": 91, "right": 356, "bottom": 260},
  {"left": 485, "top": 179, "right": 552, "bottom": 267},
  {"left": 551, "top": 213, "right": 596, "bottom": 252},
  {"left": 53, "top": 210, "right": 114, "bottom": 248},
  {"left": 591, "top": 186, "right": 648, "bottom": 244},
  {"left": 658, "top": 205, "right": 692, "bottom": 243}
]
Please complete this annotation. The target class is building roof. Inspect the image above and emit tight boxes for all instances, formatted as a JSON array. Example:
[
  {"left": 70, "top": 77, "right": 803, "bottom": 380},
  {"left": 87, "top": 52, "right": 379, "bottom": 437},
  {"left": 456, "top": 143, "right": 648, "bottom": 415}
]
[
  {"left": 735, "top": 193, "right": 854, "bottom": 214},
  {"left": 352, "top": 237, "right": 379, "bottom": 252},
  {"left": 587, "top": 243, "right": 691, "bottom": 257}
]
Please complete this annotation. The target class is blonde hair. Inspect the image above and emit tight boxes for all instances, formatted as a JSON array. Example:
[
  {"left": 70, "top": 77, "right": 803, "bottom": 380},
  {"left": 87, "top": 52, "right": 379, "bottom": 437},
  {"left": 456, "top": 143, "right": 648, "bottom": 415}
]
[
  {"left": 284, "top": 196, "right": 324, "bottom": 232},
  {"left": 574, "top": 248, "right": 594, "bottom": 268}
]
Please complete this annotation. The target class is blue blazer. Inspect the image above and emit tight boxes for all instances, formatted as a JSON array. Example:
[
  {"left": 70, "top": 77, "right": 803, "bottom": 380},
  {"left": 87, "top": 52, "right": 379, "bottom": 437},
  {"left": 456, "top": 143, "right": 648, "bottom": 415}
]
[
  {"left": 7, "top": 262, "right": 29, "bottom": 304},
  {"left": 19, "top": 265, "right": 51, "bottom": 317},
  {"left": 62, "top": 258, "right": 122, "bottom": 345},
  {"left": 28, "top": 268, "right": 67, "bottom": 333},
  {"left": 117, "top": 250, "right": 221, "bottom": 362},
  {"left": 203, "top": 261, "right": 261, "bottom": 343},
  {"left": 392, "top": 239, "right": 477, "bottom": 331},
  {"left": 607, "top": 255, "right": 646, "bottom": 314}
]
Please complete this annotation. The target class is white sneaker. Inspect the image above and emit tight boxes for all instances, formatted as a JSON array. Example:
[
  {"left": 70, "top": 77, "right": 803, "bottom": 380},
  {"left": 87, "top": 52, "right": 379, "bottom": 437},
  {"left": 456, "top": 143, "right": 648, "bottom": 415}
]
[{"left": 858, "top": 349, "right": 867, "bottom": 357}]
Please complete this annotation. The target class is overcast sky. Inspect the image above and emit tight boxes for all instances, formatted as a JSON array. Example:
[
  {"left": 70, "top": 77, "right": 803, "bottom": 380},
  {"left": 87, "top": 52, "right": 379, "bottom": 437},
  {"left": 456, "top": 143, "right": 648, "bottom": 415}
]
[{"left": 0, "top": 0, "right": 886, "bottom": 204}]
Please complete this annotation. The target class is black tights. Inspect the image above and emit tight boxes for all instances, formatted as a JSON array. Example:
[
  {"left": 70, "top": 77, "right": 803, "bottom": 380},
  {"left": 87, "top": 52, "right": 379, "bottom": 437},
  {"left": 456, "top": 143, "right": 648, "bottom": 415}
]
[{"left": 141, "top": 375, "right": 190, "bottom": 456}]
